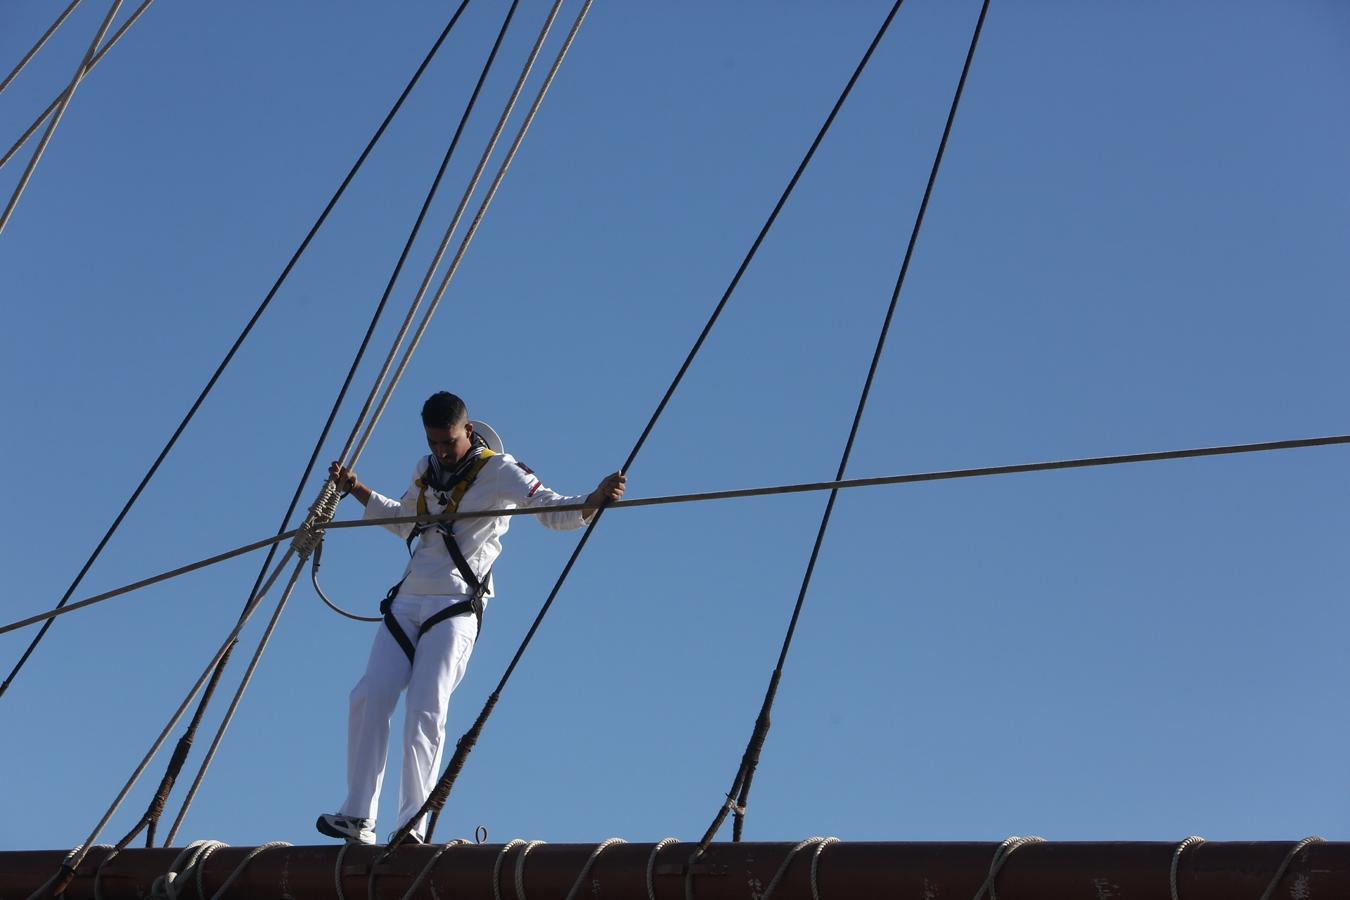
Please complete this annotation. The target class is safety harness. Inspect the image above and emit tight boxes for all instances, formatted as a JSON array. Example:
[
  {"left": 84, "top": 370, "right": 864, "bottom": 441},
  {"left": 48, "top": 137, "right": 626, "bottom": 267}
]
[{"left": 380, "top": 445, "right": 496, "bottom": 664}]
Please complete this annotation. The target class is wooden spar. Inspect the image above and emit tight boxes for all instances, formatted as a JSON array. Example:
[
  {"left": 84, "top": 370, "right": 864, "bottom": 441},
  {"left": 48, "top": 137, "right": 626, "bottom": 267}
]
[{"left": 1, "top": 841, "right": 1344, "bottom": 900}]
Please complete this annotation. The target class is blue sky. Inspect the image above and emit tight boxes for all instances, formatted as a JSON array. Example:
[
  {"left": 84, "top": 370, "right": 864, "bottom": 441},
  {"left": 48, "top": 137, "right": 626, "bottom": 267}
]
[{"left": 2, "top": 1, "right": 1348, "bottom": 852}]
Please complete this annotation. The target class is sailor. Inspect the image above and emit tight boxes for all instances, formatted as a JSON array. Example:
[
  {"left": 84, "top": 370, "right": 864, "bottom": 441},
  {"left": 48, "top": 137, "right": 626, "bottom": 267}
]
[{"left": 316, "top": 391, "right": 625, "bottom": 845}]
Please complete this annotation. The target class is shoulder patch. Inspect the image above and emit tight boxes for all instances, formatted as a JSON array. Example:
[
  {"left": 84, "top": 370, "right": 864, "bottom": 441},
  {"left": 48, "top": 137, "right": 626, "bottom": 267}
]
[
  {"left": 527, "top": 480, "right": 541, "bottom": 497},
  {"left": 514, "top": 460, "right": 535, "bottom": 476}
]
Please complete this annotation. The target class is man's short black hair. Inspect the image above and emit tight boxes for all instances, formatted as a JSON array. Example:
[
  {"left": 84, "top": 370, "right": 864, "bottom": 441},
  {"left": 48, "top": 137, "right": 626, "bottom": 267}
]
[{"left": 421, "top": 391, "right": 468, "bottom": 428}]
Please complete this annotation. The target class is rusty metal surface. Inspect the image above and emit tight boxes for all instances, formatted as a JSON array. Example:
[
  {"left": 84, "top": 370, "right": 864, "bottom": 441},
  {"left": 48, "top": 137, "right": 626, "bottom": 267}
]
[{"left": 2, "top": 842, "right": 1345, "bottom": 900}]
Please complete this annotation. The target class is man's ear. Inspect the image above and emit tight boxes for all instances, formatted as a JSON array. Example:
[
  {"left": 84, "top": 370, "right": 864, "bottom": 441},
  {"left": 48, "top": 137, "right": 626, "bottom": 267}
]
[{"left": 464, "top": 421, "right": 474, "bottom": 437}]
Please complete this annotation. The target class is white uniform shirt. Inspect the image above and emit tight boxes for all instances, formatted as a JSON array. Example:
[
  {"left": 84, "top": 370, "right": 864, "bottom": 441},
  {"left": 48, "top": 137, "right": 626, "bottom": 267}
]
[{"left": 363, "top": 452, "right": 588, "bottom": 602}]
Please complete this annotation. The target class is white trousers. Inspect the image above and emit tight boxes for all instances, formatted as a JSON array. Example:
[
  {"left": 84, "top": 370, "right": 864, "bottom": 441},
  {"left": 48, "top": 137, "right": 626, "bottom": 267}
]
[{"left": 340, "top": 593, "right": 477, "bottom": 836}]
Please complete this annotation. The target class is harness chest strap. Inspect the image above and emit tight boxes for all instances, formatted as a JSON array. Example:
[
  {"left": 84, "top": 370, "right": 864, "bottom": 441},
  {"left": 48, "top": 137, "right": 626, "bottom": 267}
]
[{"left": 385, "top": 450, "right": 496, "bottom": 664}]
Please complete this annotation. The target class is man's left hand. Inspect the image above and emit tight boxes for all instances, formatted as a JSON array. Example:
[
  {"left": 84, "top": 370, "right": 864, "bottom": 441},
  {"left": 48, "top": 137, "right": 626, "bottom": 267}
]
[{"left": 583, "top": 471, "right": 626, "bottom": 521}]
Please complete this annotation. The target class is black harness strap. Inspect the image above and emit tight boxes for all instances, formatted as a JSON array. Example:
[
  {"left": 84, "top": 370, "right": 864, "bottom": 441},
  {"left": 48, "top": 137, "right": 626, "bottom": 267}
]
[{"left": 382, "top": 449, "right": 493, "bottom": 665}]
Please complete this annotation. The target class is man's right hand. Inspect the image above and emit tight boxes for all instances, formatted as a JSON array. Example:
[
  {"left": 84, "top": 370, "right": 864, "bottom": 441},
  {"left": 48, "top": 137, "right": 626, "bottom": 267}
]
[{"left": 328, "top": 461, "right": 355, "bottom": 490}]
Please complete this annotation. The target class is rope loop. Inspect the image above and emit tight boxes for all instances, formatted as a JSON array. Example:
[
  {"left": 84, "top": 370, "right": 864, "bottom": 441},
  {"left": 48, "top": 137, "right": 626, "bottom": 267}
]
[
  {"left": 394, "top": 839, "right": 468, "bottom": 900},
  {"left": 492, "top": 839, "right": 527, "bottom": 900},
  {"left": 1169, "top": 835, "right": 1206, "bottom": 900},
  {"left": 759, "top": 837, "right": 838, "bottom": 900},
  {"left": 970, "top": 835, "right": 1044, "bottom": 900},
  {"left": 646, "top": 838, "right": 679, "bottom": 900},
  {"left": 149, "top": 840, "right": 229, "bottom": 900},
  {"left": 1256, "top": 836, "right": 1324, "bottom": 900},
  {"left": 514, "top": 840, "right": 547, "bottom": 900},
  {"left": 563, "top": 838, "right": 626, "bottom": 900}
]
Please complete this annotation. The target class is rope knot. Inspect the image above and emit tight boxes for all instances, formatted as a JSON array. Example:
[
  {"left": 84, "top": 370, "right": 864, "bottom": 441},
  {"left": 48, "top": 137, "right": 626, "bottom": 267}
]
[{"left": 291, "top": 480, "right": 341, "bottom": 561}]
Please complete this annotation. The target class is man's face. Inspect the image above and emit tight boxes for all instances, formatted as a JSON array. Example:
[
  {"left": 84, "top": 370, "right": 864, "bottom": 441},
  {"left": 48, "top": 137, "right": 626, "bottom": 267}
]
[{"left": 425, "top": 421, "right": 474, "bottom": 466}]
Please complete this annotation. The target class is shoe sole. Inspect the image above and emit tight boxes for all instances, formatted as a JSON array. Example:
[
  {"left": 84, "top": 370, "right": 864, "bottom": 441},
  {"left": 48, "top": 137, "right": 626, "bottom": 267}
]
[{"left": 316, "top": 815, "right": 375, "bottom": 845}]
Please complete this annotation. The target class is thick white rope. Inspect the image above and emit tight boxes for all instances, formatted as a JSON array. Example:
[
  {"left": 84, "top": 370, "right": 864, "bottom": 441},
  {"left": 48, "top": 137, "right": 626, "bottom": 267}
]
[
  {"left": 333, "top": 0, "right": 569, "bottom": 471},
  {"left": 0, "top": 0, "right": 84, "bottom": 96},
  {"left": 970, "top": 836, "right": 1044, "bottom": 900},
  {"left": 208, "top": 841, "right": 291, "bottom": 900},
  {"left": 395, "top": 839, "right": 469, "bottom": 900},
  {"left": 647, "top": 838, "right": 679, "bottom": 900},
  {"left": 493, "top": 839, "right": 528, "bottom": 900},
  {"left": 1256, "top": 836, "right": 1323, "bottom": 900},
  {"left": 348, "top": 0, "right": 596, "bottom": 466},
  {"left": 563, "top": 839, "right": 626, "bottom": 900},
  {"left": 757, "top": 837, "right": 838, "bottom": 900},
  {"left": 0, "top": 0, "right": 156, "bottom": 171},
  {"left": 148, "top": 840, "right": 227, "bottom": 900},
  {"left": 514, "top": 840, "right": 547, "bottom": 900},
  {"left": 1170, "top": 835, "right": 1205, "bottom": 900},
  {"left": 0, "top": 0, "right": 123, "bottom": 236}
]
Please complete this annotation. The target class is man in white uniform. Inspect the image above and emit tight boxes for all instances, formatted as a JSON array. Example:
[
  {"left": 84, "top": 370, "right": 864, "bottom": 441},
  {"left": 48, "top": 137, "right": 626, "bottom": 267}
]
[{"left": 316, "top": 391, "right": 624, "bottom": 844}]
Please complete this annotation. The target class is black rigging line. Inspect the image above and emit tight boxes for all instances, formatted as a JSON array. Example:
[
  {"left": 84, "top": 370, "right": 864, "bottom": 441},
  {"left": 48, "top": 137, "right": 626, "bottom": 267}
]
[
  {"left": 393, "top": 0, "right": 920, "bottom": 850},
  {"left": 695, "top": 0, "right": 994, "bottom": 852},
  {"left": 3, "top": 433, "right": 1347, "bottom": 640},
  {"left": 0, "top": 0, "right": 475, "bottom": 703}
]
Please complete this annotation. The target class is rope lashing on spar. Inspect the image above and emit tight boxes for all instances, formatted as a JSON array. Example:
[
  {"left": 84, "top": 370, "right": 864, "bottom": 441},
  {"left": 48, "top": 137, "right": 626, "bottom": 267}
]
[
  {"left": 1170, "top": 835, "right": 1206, "bottom": 900},
  {"left": 563, "top": 839, "right": 626, "bottom": 900},
  {"left": 492, "top": 839, "right": 529, "bottom": 900},
  {"left": 145, "top": 840, "right": 290, "bottom": 900},
  {"left": 968, "top": 836, "right": 1044, "bottom": 900},
  {"left": 1257, "top": 836, "right": 1324, "bottom": 900},
  {"left": 758, "top": 837, "right": 838, "bottom": 900},
  {"left": 647, "top": 838, "right": 679, "bottom": 900}
]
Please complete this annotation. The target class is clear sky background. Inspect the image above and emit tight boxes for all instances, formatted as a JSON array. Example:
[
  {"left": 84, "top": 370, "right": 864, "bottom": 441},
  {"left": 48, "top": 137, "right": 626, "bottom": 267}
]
[{"left": 1, "top": 0, "right": 1348, "bottom": 852}]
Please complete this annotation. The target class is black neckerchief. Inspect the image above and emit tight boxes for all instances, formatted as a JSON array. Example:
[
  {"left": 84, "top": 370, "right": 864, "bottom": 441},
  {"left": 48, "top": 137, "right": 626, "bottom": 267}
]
[{"left": 424, "top": 432, "right": 489, "bottom": 493}]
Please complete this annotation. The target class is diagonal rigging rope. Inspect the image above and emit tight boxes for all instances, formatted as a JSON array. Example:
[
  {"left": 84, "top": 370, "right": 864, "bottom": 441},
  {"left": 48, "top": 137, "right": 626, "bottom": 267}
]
[
  {"left": 392, "top": 0, "right": 917, "bottom": 849},
  {"left": 0, "top": 0, "right": 123, "bottom": 237},
  {"left": 0, "top": 0, "right": 470, "bottom": 704},
  {"left": 0, "top": 0, "right": 84, "bottom": 97},
  {"left": 4, "top": 432, "right": 1346, "bottom": 641},
  {"left": 0, "top": 0, "right": 156, "bottom": 172},
  {"left": 158, "top": 0, "right": 528, "bottom": 845},
  {"left": 695, "top": 0, "right": 994, "bottom": 851}
]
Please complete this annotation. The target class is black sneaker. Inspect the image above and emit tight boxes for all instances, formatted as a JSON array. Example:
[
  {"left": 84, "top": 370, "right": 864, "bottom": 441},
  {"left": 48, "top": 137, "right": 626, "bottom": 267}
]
[
  {"left": 387, "top": 828, "right": 425, "bottom": 845},
  {"left": 316, "top": 813, "right": 376, "bottom": 845}
]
